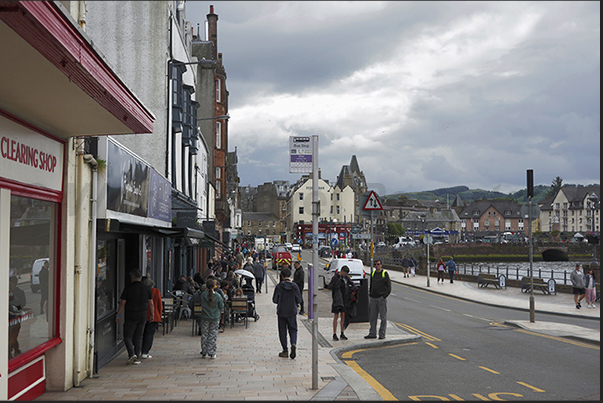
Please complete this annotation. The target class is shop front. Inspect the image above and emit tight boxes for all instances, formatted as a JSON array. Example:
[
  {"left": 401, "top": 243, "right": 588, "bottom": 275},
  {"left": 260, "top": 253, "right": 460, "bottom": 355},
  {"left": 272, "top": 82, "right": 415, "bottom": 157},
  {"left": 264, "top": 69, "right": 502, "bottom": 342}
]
[
  {"left": 0, "top": 2, "right": 154, "bottom": 399},
  {"left": 93, "top": 137, "right": 172, "bottom": 372}
]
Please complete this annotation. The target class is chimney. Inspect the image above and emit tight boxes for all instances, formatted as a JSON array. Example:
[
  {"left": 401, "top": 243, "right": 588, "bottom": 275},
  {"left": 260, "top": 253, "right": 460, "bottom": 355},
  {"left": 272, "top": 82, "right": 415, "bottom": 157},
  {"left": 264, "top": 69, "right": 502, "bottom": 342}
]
[{"left": 207, "top": 5, "right": 218, "bottom": 59}]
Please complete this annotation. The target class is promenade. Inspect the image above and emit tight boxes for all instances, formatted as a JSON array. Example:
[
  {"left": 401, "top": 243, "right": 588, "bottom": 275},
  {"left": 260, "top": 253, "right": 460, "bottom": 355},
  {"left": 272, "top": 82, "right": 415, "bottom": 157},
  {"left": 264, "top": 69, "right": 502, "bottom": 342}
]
[{"left": 37, "top": 266, "right": 599, "bottom": 401}]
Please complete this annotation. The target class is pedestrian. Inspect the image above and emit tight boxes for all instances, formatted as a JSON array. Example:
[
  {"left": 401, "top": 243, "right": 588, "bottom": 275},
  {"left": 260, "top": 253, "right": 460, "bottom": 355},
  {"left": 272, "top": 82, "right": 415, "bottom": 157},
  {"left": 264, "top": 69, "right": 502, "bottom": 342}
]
[
  {"left": 585, "top": 268, "right": 597, "bottom": 308},
  {"left": 293, "top": 261, "right": 305, "bottom": 315},
  {"left": 328, "top": 265, "right": 356, "bottom": 341},
  {"left": 446, "top": 256, "right": 457, "bottom": 284},
  {"left": 140, "top": 276, "right": 162, "bottom": 359},
  {"left": 272, "top": 266, "right": 302, "bottom": 359},
  {"left": 116, "top": 269, "right": 154, "bottom": 365},
  {"left": 253, "top": 258, "right": 265, "bottom": 293},
  {"left": 436, "top": 258, "right": 446, "bottom": 283},
  {"left": 571, "top": 263, "right": 586, "bottom": 309},
  {"left": 9, "top": 275, "right": 26, "bottom": 358},
  {"left": 365, "top": 259, "right": 391, "bottom": 340},
  {"left": 199, "top": 278, "right": 225, "bottom": 359},
  {"left": 402, "top": 255, "right": 411, "bottom": 278}
]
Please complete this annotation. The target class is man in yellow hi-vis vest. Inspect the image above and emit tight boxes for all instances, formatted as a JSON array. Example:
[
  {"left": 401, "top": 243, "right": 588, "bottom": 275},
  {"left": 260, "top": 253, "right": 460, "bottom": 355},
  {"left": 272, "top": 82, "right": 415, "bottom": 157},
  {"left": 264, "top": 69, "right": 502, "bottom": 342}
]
[{"left": 364, "top": 259, "right": 391, "bottom": 340}]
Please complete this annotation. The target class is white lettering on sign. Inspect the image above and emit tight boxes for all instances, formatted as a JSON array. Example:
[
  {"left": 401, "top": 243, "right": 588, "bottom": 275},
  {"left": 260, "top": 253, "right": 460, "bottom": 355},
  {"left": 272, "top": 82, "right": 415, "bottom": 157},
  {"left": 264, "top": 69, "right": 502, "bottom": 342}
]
[{"left": 0, "top": 116, "right": 64, "bottom": 192}]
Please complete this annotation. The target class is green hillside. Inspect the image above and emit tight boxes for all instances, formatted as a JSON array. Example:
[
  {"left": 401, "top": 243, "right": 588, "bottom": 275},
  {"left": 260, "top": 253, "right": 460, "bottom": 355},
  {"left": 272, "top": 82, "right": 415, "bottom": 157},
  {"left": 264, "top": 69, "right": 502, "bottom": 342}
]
[{"left": 389, "top": 184, "right": 553, "bottom": 205}]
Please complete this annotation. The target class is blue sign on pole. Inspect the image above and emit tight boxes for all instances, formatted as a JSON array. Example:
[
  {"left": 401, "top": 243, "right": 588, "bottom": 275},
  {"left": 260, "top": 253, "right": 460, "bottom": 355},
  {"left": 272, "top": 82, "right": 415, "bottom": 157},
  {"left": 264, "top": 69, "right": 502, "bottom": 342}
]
[{"left": 330, "top": 238, "right": 338, "bottom": 247}]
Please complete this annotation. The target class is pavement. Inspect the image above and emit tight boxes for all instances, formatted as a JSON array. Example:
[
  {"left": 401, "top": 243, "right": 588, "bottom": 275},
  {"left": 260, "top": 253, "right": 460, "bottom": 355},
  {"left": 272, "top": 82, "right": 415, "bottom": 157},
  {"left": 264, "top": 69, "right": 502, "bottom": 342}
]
[{"left": 37, "top": 264, "right": 599, "bottom": 401}]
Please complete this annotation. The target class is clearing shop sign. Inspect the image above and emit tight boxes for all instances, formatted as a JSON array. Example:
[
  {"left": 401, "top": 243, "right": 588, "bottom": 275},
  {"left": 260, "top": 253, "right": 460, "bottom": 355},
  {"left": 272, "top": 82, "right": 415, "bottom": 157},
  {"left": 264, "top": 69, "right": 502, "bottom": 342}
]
[{"left": 0, "top": 115, "right": 64, "bottom": 192}]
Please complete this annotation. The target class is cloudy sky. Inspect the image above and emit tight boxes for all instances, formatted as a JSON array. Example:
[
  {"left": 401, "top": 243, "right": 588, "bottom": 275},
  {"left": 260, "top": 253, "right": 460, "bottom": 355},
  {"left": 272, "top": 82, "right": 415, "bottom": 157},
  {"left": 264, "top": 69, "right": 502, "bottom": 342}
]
[{"left": 185, "top": 1, "right": 600, "bottom": 195}]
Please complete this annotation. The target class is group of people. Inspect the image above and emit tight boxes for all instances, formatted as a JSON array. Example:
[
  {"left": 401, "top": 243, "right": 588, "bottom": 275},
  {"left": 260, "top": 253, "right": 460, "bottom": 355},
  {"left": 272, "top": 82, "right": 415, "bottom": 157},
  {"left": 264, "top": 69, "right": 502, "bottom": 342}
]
[
  {"left": 571, "top": 263, "right": 597, "bottom": 309},
  {"left": 436, "top": 257, "right": 457, "bottom": 283},
  {"left": 116, "top": 270, "right": 162, "bottom": 365}
]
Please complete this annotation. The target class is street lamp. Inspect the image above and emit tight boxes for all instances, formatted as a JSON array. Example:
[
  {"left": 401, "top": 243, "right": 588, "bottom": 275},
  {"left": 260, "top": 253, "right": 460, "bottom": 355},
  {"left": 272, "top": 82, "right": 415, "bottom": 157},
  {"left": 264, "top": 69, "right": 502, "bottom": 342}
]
[
  {"left": 170, "top": 58, "right": 220, "bottom": 68},
  {"left": 419, "top": 214, "right": 428, "bottom": 286},
  {"left": 588, "top": 193, "right": 599, "bottom": 266},
  {"left": 198, "top": 114, "right": 230, "bottom": 121}
]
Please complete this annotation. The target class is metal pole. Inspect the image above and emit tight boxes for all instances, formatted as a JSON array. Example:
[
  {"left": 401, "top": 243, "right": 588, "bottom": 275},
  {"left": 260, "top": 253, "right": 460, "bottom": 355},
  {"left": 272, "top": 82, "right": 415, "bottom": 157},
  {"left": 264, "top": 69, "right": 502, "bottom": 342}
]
[
  {"left": 529, "top": 196, "right": 535, "bottom": 322},
  {"left": 427, "top": 235, "right": 430, "bottom": 286},
  {"left": 370, "top": 210, "right": 374, "bottom": 275},
  {"left": 311, "top": 135, "right": 319, "bottom": 390}
]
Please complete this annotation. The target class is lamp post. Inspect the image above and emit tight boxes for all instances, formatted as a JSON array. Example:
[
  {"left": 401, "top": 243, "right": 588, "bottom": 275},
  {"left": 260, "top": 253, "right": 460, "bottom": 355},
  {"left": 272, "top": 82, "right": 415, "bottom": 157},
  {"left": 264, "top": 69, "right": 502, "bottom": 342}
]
[
  {"left": 588, "top": 193, "right": 599, "bottom": 266},
  {"left": 419, "top": 214, "right": 426, "bottom": 280}
]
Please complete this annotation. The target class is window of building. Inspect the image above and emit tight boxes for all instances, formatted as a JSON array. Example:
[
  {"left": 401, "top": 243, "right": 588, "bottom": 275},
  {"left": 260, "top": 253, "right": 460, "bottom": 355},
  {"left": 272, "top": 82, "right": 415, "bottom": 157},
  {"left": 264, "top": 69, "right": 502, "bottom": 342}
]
[
  {"left": 505, "top": 219, "right": 511, "bottom": 230},
  {"left": 330, "top": 194, "right": 333, "bottom": 201},
  {"left": 248, "top": 221, "right": 251, "bottom": 226},
  {"left": 488, "top": 212, "right": 491, "bottom": 217},
  {"left": 336, "top": 206, "right": 340, "bottom": 214},
  {"left": 258, "top": 221, "right": 262, "bottom": 227},
  {"left": 216, "top": 78, "right": 221, "bottom": 103},
  {"left": 216, "top": 179, "right": 221, "bottom": 198},
  {"left": 247, "top": 230, "right": 251, "bottom": 235},
  {"left": 473, "top": 221, "right": 479, "bottom": 230},
  {"left": 9, "top": 195, "right": 58, "bottom": 361},
  {"left": 299, "top": 193, "right": 303, "bottom": 201},
  {"left": 216, "top": 121, "right": 222, "bottom": 149},
  {"left": 299, "top": 207, "right": 304, "bottom": 214},
  {"left": 336, "top": 194, "right": 340, "bottom": 201}
]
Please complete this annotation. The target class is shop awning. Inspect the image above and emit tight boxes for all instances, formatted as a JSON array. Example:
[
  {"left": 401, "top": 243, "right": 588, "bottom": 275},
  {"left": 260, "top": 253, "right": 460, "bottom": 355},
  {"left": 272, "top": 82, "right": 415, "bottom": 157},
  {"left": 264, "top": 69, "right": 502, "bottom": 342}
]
[{"left": 0, "top": 1, "right": 154, "bottom": 138}]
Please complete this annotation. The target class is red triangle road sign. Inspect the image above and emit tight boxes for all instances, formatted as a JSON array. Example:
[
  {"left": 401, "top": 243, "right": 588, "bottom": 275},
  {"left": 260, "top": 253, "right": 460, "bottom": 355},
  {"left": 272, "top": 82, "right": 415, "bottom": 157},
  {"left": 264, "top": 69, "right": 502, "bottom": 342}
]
[{"left": 362, "top": 190, "right": 383, "bottom": 210}]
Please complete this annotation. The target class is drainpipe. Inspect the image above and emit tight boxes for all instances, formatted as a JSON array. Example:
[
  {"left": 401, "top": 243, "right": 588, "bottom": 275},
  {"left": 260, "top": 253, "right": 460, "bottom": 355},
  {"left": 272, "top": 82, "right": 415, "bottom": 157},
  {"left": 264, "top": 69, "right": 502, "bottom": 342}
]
[
  {"left": 73, "top": 142, "right": 84, "bottom": 387},
  {"left": 83, "top": 154, "right": 98, "bottom": 378}
]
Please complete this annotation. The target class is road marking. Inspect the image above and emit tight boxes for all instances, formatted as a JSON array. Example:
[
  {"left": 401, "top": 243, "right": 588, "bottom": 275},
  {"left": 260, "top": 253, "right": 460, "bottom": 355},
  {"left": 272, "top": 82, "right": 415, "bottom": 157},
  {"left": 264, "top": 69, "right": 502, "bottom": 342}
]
[
  {"left": 478, "top": 366, "right": 500, "bottom": 374},
  {"left": 448, "top": 353, "right": 466, "bottom": 361},
  {"left": 430, "top": 305, "right": 451, "bottom": 312},
  {"left": 448, "top": 394, "right": 464, "bottom": 400},
  {"left": 462, "top": 314, "right": 490, "bottom": 321},
  {"left": 343, "top": 360, "right": 397, "bottom": 400},
  {"left": 425, "top": 342, "right": 439, "bottom": 349},
  {"left": 516, "top": 381, "right": 545, "bottom": 392},
  {"left": 514, "top": 329, "right": 600, "bottom": 350},
  {"left": 395, "top": 322, "right": 441, "bottom": 341},
  {"left": 472, "top": 393, "right": 490, "bottom": 400}
]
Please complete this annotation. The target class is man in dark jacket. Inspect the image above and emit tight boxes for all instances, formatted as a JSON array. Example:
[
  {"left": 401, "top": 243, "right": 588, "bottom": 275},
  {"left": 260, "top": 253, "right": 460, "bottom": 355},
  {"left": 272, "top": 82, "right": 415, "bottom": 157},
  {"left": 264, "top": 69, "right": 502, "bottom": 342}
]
[
  {"left": 365, "top": 259, "right": 391, "bottom": 340},
  {"left": 117, "top": 269, "right": 154, "bottom": 365},
  {"left": 252, "top": 258, "right": 265, "bottom": 293},
  {"left": 293, "top": 261, "right": 305, "bottom": 315},
  {"left": 272, "top": 267, "right": 301, "bottom": 359}
]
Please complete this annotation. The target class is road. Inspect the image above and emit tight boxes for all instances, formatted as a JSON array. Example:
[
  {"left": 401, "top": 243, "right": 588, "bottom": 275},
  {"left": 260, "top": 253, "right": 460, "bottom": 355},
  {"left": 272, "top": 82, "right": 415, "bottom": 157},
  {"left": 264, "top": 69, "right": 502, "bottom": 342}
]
[
  {"left": 294, "top": 249, "right": 600, "bottom": 401},
  {"left": 340, "top": 282, "right": 600, "bottom": 401}
]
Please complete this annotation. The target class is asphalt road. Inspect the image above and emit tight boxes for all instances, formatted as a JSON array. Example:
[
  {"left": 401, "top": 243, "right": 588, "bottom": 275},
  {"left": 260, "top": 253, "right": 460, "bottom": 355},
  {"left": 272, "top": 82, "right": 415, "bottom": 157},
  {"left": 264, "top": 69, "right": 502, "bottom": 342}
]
[{"left": 342, "top": 281, "right": 600, "bottom": 401}]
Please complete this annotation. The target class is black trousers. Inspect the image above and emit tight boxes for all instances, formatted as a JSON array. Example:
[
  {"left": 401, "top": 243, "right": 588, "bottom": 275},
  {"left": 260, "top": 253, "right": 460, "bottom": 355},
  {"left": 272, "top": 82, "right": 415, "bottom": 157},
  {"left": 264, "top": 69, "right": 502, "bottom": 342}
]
[
  {"left": 142, "top": 321, "right": 159, "bottom": 355},
  {"left": 123, "top": 316, "right": 146, "bottom": 358}
]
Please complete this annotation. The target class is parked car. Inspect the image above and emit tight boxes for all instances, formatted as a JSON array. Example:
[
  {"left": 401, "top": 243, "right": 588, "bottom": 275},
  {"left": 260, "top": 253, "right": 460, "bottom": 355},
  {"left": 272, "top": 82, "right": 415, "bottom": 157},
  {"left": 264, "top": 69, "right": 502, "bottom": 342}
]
[
  {"left": 322, "top": 258, "right": 367, "bottom": 287},
  {"left": 284, "top": 242, "right": 293, "bottom": 251},
  {"left": 318, "top": 245, "right": 332, "bottom": 258},
  {"left": 30, "top": 258, "right": 48, "bottom": 293},
  {"left": 291, "top": 243, "right": 302, "bottom": 252}
]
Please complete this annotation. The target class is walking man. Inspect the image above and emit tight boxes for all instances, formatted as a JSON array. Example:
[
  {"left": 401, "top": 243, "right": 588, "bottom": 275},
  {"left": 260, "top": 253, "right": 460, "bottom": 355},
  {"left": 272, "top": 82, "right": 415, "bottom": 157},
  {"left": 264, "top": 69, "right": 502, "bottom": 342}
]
[
  {"left": 446, "top": 256, "right": 457, "bottom": 284},
  {"left": 365, "top": 259, "right": 391, "bottom": 340},
  {"left": 253, "top": 258, "right": 265, "bottom": 293},
  {"left": 116, "top": 270, "right": 154, "bottom": 365},
  {"left": 293, "top": 261, "right": 305, "bottom": 315},
  {"left": 272, "top": 267, "right": 302, "bottom": 359},
  {"left": 570, "top": 263, "right": 586, "bottom": 309}
]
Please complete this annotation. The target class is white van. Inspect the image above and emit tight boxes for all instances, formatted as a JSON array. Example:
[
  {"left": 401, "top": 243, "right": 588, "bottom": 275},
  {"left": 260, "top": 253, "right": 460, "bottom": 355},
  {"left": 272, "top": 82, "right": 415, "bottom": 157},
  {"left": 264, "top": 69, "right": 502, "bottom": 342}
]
[
  {"left": 323, "top": 258, "right": 367, "bottom": 287},
  {"left": 30, "top": 258, "right": 48, "bottom": 293}
]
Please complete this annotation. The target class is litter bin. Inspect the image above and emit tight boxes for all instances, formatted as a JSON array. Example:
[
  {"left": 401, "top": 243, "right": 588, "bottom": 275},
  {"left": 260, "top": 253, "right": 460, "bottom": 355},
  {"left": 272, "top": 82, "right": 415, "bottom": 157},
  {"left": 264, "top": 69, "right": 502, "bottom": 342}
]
[{"left": 349, "top": 277, "right": 369, "bottom": 323}]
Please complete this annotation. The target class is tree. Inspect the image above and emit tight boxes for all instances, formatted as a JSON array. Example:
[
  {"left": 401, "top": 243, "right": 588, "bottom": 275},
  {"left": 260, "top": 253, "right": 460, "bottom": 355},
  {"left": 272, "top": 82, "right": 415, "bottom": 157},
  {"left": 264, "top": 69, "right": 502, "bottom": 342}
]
[{"left": 547, "top": 176, "right": 563, "bottom": 198}]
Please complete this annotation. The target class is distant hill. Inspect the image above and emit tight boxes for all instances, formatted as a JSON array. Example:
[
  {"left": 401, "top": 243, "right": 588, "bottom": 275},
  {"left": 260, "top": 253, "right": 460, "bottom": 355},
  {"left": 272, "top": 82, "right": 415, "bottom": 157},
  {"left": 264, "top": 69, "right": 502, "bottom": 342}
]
[{"left": 387, "top": 184, "right": 597, "bottom": 205}]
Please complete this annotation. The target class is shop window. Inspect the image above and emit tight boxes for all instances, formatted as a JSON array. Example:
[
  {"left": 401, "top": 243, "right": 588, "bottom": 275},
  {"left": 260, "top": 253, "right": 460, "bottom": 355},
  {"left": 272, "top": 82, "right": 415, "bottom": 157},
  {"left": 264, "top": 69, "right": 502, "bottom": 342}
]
[{"left": 9, "top": 195, "right": 57, "bottom": 361}]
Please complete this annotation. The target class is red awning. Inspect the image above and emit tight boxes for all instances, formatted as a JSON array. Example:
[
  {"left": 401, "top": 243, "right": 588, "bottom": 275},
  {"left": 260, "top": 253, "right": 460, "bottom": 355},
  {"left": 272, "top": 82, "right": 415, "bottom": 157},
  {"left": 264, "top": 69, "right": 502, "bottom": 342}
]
[{"left": 0, "top": 1, "right": 154, "bottom": 138}]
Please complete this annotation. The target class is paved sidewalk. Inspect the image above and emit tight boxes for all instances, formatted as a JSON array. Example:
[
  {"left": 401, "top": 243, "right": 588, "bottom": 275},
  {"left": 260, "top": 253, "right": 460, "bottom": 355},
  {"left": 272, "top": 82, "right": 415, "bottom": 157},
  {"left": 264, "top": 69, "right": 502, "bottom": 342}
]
[{"left": 37, "top": 265, "right": 599, "bottom": 401}]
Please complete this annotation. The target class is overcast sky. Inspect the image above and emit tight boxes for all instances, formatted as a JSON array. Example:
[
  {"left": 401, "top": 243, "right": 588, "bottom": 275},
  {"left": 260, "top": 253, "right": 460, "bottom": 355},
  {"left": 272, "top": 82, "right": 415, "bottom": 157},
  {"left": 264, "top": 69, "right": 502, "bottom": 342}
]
[{"left": 185, "top": 1, "right": 600, "bottom": 196}]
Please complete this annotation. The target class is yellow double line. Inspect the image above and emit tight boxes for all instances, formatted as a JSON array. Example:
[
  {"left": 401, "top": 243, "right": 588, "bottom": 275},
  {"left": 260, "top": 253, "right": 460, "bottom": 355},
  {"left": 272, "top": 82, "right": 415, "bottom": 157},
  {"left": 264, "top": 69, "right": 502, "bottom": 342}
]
[{"left": 395, "top": 322, "right": 441, "bottom": 342}]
